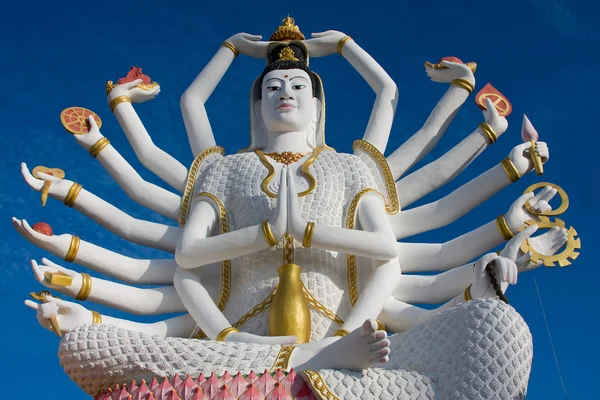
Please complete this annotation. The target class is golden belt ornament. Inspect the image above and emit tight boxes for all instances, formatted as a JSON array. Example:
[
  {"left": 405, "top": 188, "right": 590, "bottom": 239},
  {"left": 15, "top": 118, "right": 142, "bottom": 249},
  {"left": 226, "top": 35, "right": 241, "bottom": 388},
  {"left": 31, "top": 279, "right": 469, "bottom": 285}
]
[{"left": 518, "top": 182, "right": 580, "bottom": 267}]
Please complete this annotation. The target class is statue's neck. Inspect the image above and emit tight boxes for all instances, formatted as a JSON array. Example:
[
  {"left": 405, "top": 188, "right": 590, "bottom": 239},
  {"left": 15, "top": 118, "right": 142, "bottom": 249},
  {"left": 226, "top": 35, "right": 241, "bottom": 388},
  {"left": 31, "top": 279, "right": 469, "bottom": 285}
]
[{"left": 263, "top": 130, "right": 313, "bottom": 153}]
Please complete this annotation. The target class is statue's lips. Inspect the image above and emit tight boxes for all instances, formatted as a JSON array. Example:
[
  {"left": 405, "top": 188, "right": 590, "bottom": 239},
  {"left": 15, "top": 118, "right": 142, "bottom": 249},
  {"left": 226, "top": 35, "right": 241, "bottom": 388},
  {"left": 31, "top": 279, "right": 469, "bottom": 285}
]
[{"left": 277, "top": 104, "right": 296, "bottom": 111}]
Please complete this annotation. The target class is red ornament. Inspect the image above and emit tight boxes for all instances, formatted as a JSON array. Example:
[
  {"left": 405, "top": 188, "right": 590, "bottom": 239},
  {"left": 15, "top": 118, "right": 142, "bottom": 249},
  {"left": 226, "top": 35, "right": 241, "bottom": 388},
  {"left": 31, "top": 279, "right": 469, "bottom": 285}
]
[
  {"left": 117, "top": 67, "right": 151, "bottom": 85},
  {"left": 438, "top": 56, "right": 463, "bottom": 64},
  {"left": 32, "top": 222, "right": 52, "bottom": 236},
  {"left": 475, "top": 83, "right": 512, "bottom": 117}
]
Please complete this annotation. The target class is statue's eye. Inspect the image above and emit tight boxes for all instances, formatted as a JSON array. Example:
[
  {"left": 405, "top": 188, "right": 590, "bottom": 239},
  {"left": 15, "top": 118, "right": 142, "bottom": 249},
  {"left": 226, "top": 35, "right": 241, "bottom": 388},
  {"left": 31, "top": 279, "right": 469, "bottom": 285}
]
[
  {"left": 267, "top": 86, "right": 281, "bottom": 91},
  {"left": 292, "top": 84, "right": 306, "bottom": 90}
]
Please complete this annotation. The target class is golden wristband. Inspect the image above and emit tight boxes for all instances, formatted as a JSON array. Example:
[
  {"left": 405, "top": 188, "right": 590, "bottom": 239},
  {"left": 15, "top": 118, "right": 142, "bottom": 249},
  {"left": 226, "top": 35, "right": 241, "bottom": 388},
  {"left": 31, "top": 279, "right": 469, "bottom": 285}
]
[
  {"left": 496, "top": 214, "right": 515, "bottom": 241},
  {"left": 337, "top": 35, "right": 353, "bottom": 55},
  {"left": 333, "top": 329, "right": 350, "bottom": 337},
  {"left": 464, "top": 284, "right": 473, "bottom": 301},
  {"left": 64, "top": 235, "right": 80, "bottom": 262},
  {"left": 91, "top": 310, "right": 102, "bottom": 325},
  {"left": 302, "top": 222, "right": 315, "bottom": 248},
  {"left": 500, "top": 158, "right": 521, "bottom": 182},
  {"left": 64, "top": 182, "right": 82, "bottom": 207},
  {"left": 89, "top": 138, "right": 110, "bottom": 158},
  {"left": 479, "top": 122, "right": 497, "bottom": 145},
  {"left": 451, "top": 78, "right": 474, "bottom": 94},
  {"left": 221, "top": 41, "right": 239, "bottom": 57},
  {"left": 75, "top": 272, "right": 92, "bottom": 301},
  {"left": 216, "top": 326, "right": 239, "bottom": 341},
  {"left": 109, "top": 95, "right": 131, "bottom": 112},
  {"left": 262, "top": 220, "right": 278, "bottom": 247}
]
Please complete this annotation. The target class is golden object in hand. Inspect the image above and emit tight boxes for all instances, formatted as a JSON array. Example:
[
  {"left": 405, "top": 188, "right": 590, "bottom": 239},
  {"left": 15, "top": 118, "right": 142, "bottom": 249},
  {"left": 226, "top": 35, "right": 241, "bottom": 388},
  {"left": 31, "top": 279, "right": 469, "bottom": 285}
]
[
  {"left": 500, "top": 158, "right": 521, "bottom": 182},
  {"left": 519, "top": 217, "right": 580, "bottom": 267},
  {"left": 88, "top": 138, "right": 111, "bottom": 158},
  {"left": 523, "top": 182, "right": 569, "bottom": 217},
  {"left": 479, "top": 122, "right": 497, "bottom": 145},
  {"left": 496, "top": 214, "right": 515, "bottom": 241},
  {"left": 269, "top": 263, "right": 311, "bottom": 343},
  {"left": 30, "top": 291, "right": 62, "bottom": 337},
  {"left": 91, "top": 310, "right": 102, "bottom": 325},
  {"left": 32, "top": 166, "right": 65, "bottom": 207},
  {"left": 337, "top": 35, "right": 353, "bottom": 55},
  {"left": 109, "top": 95, "right": 131, "bottom": 112},
  {"left": 64, "top": 235, "right": 80, "bottom": 263},
  {"left": 44, "top": 271, "right": 73, "bottom": 287},
  {"left": 262, "top": 220, "right": 278, "bottom": 247},
  {"left": 333, "top": 329, "right": 349, "bottom": 337},
  {"left": 75, "top": 272, "right": 92, "bottom": 301},
  {"left": 451, "top": 78, "right": 474, "bottom": 94},
  {"left": 302, "top": 222, "right": 315, "bottom": 248},
  {"left": 64, "top": 182, "right": 82, "bottom": 207},
  {"left": 216, "top": 326, "right": 240, "bottom": 342},
  {"left": 529, "top": 140, "right": 544, "bottom": 175}
]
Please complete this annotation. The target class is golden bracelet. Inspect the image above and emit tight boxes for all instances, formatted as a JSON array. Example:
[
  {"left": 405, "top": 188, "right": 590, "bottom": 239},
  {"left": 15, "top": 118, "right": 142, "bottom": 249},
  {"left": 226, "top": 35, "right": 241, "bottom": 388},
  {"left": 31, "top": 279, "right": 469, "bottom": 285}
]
[
  {"left": 88, "top": 138, "right": 110, "bottom": 158},
  {"left": 216, "top": 326, "right": 240, "bottom": 341},
  {"left": 109, "top": 95, "right": 131, "bottom": 112},
  {"left": 337, "top": 35, "right": 353, "bottom": 55},
  {"left": 500, "top": 157, "right": 521, "bottom": 182},
  {"left": 221, "top": 41, "right": 239, "bottom": 57},
  {"left": 262, "top": 220, "right": 278, "bottom": 247},
  {"left": 302, "top": 222, "right": 315, "bottom": 248},
  {"left": 91, "top": 310, "right": 102, "bottom": 325},
  {"left": 479, "top": 122, "right": 497, "bottom": 145},
  {"left": 333, "top": 329, "right": 350, "bottom": 337},
  {"left": 496, "top": 214, "right": 515, "bottom": 241},
  {"left": 75, "top": 272, "right": 92, "bottom": 301},
  {"left": 64, "top": 235, "right": 80, "bottom": 262},
  {"left": 64, "top": 182, "right": 82, "bottom": 207},
  {"left": 451, "top": 78, "right": 474, "bottom": 94},
  {"left": 464, "top": 284, "right": 473, "bottom": 301}
]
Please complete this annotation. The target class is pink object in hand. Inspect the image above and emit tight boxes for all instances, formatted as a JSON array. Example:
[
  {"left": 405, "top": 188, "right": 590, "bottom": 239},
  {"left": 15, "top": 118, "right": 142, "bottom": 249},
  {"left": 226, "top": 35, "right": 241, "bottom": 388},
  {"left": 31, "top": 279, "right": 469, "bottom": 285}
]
[{"left": 521, "top": 114, "right": 539, "bottom": 142}]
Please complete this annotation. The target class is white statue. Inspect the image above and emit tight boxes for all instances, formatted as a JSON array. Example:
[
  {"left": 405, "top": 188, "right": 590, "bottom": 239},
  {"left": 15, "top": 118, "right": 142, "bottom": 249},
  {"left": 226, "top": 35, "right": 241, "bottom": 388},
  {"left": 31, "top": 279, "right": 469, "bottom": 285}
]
[{"left": 16, "top": 18, "right": 574, "bottom": 399}]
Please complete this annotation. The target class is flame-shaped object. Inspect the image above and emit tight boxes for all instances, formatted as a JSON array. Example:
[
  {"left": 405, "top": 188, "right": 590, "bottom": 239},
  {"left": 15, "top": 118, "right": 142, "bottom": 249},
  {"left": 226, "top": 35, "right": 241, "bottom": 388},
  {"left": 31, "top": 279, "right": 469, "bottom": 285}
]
[{"left": 521, "top": 114, "right": 543, "bottom": 175}]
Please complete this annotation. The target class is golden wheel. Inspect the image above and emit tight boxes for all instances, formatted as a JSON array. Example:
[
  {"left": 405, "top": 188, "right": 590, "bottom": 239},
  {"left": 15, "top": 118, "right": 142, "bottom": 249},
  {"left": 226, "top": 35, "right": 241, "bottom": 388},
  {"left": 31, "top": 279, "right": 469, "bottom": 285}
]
[
  {"left": 60, "top": 107, "right": 102, "bottom": 135},
  {"left": 519, "top": 217, "right": 580, "bottom": 267},
  {"left": 523, "top": 182, "right": 569, "bottom": 216}
]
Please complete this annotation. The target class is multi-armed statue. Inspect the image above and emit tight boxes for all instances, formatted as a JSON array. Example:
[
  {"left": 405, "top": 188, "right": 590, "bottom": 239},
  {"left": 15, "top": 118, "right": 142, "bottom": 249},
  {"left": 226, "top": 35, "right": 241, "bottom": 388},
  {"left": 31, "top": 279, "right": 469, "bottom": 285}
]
[{"left": 16, "top": 17, "right": 579, "bottom": 399}]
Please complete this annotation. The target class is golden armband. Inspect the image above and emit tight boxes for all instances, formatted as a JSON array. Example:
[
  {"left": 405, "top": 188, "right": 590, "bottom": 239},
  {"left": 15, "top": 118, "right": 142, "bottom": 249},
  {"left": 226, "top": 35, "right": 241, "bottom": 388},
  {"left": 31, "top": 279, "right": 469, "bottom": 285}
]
[
  {"left": 64, "top": 182, "right": 82, "bottom": 207},
  {"left": 75, "top": 272, "right": 92, "bottom": 301},
  {"left": 64, "top": 235, "right": 80, "bottom": 262},
  {"left": 216, "top": 327, "right": 239, "bottom": 341},
  {"left": 500, "top": 157, "right": 521, "bottom": 182},
  {"left": 109, "top": 95, "right": 131, "bottom": 112},
  {"left": 496, "top": 214, "right": 515, "bottom": 241},
  {"left": 89, "top": 138, "right": 110, "bottom": 158},
  {"left": 221, "top": 41, "right": 239, "bottom": 57},
  {"left": 91, "top": 310, "right": 102, "bottom": 325},
  {"left": 302, "top": 222, "right": 315, "bottom": 248},
  {"left": 451, "top": 78, "right": 474, "bottom": 94},
  {"left": 333, "top": 329, "right": 350, "bottom": 337},
  {"left": 262, "top": 220, "right": 278, "bottom": 247},
  {"left": 479, "top": 122, "right": 497, "bottom": 145},
  {"left": 337, "top": 35, "right": 353, "bottom": 55},
  {"left": 464, "top": 284, "right": 473, "bottom": 301}
]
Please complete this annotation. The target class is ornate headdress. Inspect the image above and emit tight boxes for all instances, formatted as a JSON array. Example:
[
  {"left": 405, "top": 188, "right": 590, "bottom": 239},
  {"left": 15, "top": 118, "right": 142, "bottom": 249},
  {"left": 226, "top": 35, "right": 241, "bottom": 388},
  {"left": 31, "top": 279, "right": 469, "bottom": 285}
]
[{"left": 269, "top": 16, "right": 305, "bottom": 41}]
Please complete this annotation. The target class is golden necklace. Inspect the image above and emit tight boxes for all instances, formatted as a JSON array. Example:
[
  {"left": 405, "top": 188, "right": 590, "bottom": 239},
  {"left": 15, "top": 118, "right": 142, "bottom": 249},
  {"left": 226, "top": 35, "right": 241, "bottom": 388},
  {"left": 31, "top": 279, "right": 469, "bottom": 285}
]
[{"left": 263, "top": 151, "right": 308, "bottom": 165}]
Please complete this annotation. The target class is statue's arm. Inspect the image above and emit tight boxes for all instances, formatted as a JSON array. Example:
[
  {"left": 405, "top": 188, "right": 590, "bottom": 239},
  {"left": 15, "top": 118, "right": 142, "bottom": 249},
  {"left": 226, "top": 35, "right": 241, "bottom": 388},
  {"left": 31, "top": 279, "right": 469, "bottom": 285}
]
[
  {"left": 397, "top": 101, "right": 508, "bottom": 207},
  {"left": 387, "top": 61, "right": 475, "bottom": 180},
  {"left": 73, "top": 117, "right": 181, "bottom": 220},
  {"left": 108, "top": 80, "right": 188, "bottom": 192},
  {"left": 390, "top": 141, "right": 549, "bottom": 239}
]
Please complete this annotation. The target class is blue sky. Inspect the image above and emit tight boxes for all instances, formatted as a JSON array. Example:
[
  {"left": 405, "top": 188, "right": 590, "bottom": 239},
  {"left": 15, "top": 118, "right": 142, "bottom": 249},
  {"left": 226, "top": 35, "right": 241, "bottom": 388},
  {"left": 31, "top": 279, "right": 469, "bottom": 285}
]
[{"left": 0, "top": 0, "right": 597, "bottom": 398}]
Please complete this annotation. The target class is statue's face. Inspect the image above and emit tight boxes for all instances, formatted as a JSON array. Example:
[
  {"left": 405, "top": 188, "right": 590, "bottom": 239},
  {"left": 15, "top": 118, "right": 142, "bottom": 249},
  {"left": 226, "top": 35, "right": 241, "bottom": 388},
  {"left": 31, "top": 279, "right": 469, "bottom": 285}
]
[{"left": 260, "top": 69, "right": 315, "bottom": 133}]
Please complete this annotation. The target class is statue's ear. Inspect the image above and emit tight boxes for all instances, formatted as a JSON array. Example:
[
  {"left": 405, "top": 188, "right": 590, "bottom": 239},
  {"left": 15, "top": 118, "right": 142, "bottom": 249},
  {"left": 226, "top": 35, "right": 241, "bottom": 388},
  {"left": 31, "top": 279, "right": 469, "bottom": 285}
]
[{"left": 251, "top": 100, "right": 266, "bottom": 148}]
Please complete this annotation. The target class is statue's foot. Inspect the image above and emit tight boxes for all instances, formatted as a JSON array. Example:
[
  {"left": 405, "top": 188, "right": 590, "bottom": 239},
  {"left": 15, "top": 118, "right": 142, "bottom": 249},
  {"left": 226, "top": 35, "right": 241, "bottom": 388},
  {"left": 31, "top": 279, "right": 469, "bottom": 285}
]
[{"left": 293, "top": 318, "right": 390, "bottom": 371}]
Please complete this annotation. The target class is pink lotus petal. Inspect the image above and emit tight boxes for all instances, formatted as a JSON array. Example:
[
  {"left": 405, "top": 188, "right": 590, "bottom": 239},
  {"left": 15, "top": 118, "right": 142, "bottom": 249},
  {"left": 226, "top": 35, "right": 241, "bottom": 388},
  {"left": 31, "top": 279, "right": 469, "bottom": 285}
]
[
  {"left": 113, "top": 385, "right": 133, "bottom": 400},
  {"left": 189, "top": 390, "right": 206, "bottom": 400},
  {"left": 200, "top": 372, "right": 221, "bottom": 399},
  {"left": 220, "top": 371, "right": 233, "bottom": 385},
  {"left": 213, "top": 386, "right": 236, "bottom": 400},
  {"left": 255, "top": 370, "right": 277, "bottom": 396},
  {"left": 292, "top": 381, "right": 315, "bottom": 400},
  {"left": 133, "top": 380, "right": 153, "bottom": 400},
  {"left": 280, "top": 370, "right": 304, "bottom": 396},
  {"left": 265, "top": 384, "right": 292, "bottom": 400},
  {"left": 239, "top": 385, "right": 265, "bottom": 400},
  {"left": 228, "top": 372, "right": 249, "bottom": 398},
  {"left": 128, "top": 380, "right": 139, "bottom": 395},
  {"left": 273, "top": 370, "right": 285, "bottom": 382},
  {"left": 196, "top": 373, "right": 206, "bottom": 386},
  {"left": 171, "top": 375, "right": 183, "bottom": 389},
  {"left": 246, "top": 371, "right": 259, "bottom": 385},
  {"left": 177, "top": 375, "right": 198, "bottom": 400},
  {"left": 150, "top": 378, "right": 160, "bottom": 391},
  {"left": 153, "top": 378, "right": 176, "bottom": 400},
  {"left": 521, "top": 114, "right": 539, "bottom": 142}
]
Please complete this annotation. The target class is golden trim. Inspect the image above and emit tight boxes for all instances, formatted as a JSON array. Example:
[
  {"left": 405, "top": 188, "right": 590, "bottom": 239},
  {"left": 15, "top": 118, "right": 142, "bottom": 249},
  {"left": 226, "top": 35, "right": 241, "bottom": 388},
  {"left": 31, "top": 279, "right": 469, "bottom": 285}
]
[
  {"left": 496, "top": 214, "right": 515, "bottom": 241},
  {"left": 501, "top": 157, "right": 521, "bottom": 182},
  {"left": 89, "top": 138, "right": 111, "bottom": 158},
  {"left": 91, "top": 310, "right": 102, "bottom": 325},
  {"left": 337, "top": 35, "right": 353, "bottom": 55},
  {"left": 44, "top": 271, "right": 73, "bottom": 287},
  {"left": 523, "top": 182, "right": 569, "bottom": 216},
  {"left": 65, "top": 235, "right": 80, "bottom": 262},
  {"left": 479, "top": 122, "right": 497, "bottom": 145},
  {"left": 271, "top": 345, "right": 296, "bottom": 371},
  {"left": 64, "top": 182, "right": 82, "bottom": 207},
  {"left": 302, "top": 222, "right": 315, "bottom": 248},
  {"left": 519, "top": 216, "right": 580, "bottom": 267},
  {"left": 75, "top": 273, "right": 92, "bottom": 301},
  {"left": 451, "top": 78, "right": 474, "bottom": 94},
  {"left": 109, "top": 95, "right": 131, "bottom": 112},
  {"left": 178, "top": 146, "right": 225, "bottom": 226},
  {"left": 105, "top": 81, "right": 117, "bottom": 95},
  {"left": 283, "top": 233, "right": 294, "bottom": 264},
  {"left": 302, "top": 370, "right": 340, "bottom": 400},
  {"left": 352, "top": 140, "right": 400, "bottom": 214},
  {"left": 216, "top": 326, "right": 240, "bottom": 341},
  {"left": 221, "top": 41, "right": 239, "bottom": 57},
  {"left": 333, "top": 329, "right": 349, "bottom": 337},
  {"left": 256, "top": 147, "right": 322, "bottom": 198},
  {"left": 464, "top": 284, "right": 473, "bottom": 301},
  {"left": 301, "top": 282, "right": 344, "bottom": 326},
  {"left": 194, "top": 192, "right": 231, "bottom": 311},
  {"left": 262, "top": 220, "right": 279, "bottom": 247},
  {"left": 424, "top": 61, "right": 477, "bottom": 74}
]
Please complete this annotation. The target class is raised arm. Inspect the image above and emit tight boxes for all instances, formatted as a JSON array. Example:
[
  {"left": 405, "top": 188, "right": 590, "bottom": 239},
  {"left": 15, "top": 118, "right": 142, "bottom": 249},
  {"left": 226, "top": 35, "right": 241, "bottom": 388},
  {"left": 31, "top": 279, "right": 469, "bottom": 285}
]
[
  {"left": 387, "top": 61, "right": 476, "bottom": 180},
  {"left": 181, "top": 33, "right": 266, "bottom": 156},
  {"left": 21, "top": 164, "right": 180, "bottom": 252},
  {"left": 397, "top": 98, "right": 508, "bottom": 207},
  {"left": 391, "top": 140, "right": 549, "bottom": 239},
  {"left": 305, "top": 31, "right": 398, "bottom": 153},
  {"left": 107, "top": 80, "right": 188, "bottom": 192}
]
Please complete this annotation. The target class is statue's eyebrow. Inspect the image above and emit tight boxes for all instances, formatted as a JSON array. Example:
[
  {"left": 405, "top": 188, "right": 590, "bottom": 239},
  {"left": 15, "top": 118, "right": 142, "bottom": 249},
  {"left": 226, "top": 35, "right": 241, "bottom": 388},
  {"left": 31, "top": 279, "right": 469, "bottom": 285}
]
[
  {"left": 265, "top": 77, "right": 284, "bottom": 84},
  {"left": 290, "top": 76, "right": 309, "bottom": 82}
]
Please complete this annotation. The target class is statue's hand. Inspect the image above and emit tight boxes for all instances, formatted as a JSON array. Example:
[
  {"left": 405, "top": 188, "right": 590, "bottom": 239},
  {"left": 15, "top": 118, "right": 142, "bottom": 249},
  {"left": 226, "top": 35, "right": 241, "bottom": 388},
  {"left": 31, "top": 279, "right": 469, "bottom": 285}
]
[
  {"left": 508, "top": 141, "right": 549, "bottom": 176},
  {"left": 71, "top": 115, "right": 104, "bottom": 149},
  {"left": 225, "top": 331, "right": 297, "bottom": 345},
  {"left": 286, "top": 168, "right": 307, "bottom": 240},
  {"left": 25, "top": 295, "right": 92, "bottom": 335},
  {"left": 107, "top": 79, "right": 160, "bottom": 104},
  {"left": 482, "top": 98, "right": 508, "bottom": 136},
  {"left": 505, "top": 186, "right": 557, "bottom": 232},
  {"left": 268, "top": 169, "right": 288, "bottom": 242},
  {"left": 21, "top": 162, "right": 73, "bottom": 201},
  {"left": 425, "top": 60, "right": 474, "bottom": 84},
  {"left": 226, "top": 33, "right": 266, "bottom": 59},
  {"left": 304, "top": 30, "right": 347, "bottom": 58},
  {"left": 13, "top": 217, "right": 73, "bottom": 258},
  {"left": 518, "top": 227, "right": 568, "bottom": 272},
  {"left": 30, "top": 258, "right": 82, "bottom": 299}
]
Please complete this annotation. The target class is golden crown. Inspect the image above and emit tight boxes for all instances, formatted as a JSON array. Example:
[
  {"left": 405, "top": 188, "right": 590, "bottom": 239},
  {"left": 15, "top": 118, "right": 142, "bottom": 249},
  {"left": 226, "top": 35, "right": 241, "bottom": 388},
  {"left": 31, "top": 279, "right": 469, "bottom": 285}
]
[
  {"left": 278, "top": 47, "right": 299, "bottom": 62},
  {"left": 270, "top": 16, "right": 305, "bottom": 41}
]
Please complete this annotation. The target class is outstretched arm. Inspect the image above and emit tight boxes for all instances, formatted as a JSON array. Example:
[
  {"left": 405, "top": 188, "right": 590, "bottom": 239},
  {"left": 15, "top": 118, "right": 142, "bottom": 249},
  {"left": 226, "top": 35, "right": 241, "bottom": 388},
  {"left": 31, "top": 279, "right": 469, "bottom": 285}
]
[
  {"left": 397, "top": 98, "right": 508, "bottom": 207},
  {"left": 387, "top": 60, "right": 476, "bottom": 180},
  {"left": 391, "top": 141, "right": 549, "bottom": 240},
  {"left": 108, "top": 80, "right": 188, "bottom": 192},
  {"left": 305, "top": 31, "right": 398, "bottom": 153}
]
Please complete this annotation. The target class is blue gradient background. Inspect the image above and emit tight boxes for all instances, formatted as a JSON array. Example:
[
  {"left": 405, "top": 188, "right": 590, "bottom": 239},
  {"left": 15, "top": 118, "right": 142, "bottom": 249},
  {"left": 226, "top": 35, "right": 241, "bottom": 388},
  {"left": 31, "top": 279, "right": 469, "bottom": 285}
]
[{"left": 1, "top": 1, "right": 597, "bottom": 398}]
